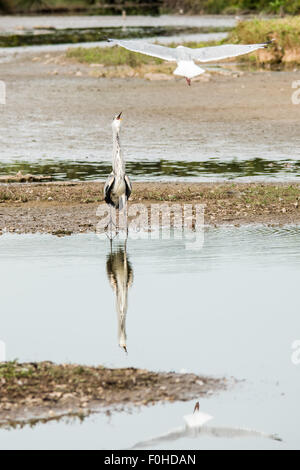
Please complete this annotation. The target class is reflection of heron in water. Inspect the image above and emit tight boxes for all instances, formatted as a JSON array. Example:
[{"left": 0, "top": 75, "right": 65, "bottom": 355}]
[
  {"left": 106, "top": 242, "right": 133, "bottom": 353},
  {"left": 130, "top": 401, "right": 282, "bottom": 449}
]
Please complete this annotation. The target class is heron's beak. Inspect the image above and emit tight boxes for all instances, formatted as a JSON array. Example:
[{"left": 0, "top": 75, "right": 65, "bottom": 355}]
[
  {"left": 194, "top": 402, "right": 200, "bottom": 413},
  {"left": 123, "top": 345, "right": 128, "bottom": 354},
  {"left": 117, "top": 112, "right": 123, "bottom": 120}
]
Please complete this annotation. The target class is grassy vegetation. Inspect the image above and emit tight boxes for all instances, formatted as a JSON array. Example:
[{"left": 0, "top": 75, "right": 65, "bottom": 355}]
[
  {"left": 67, "top": 46, "right": 163, "bottom": 67},
  {"left": 0, "top": 0, "right": 161, "bottom": 14},
  {"left": 163, "top": 0, "right": 300, "bottom": 15},
  {"left": 229, "top": 16, "right": 300, "bottom": 49},
  {"left": 1, "top": 181, "right": 300, "bottom": 207},
  {"left": 66, "top": 40, "right": 222, "bottom": 66},
  {"left": 0, "top": 0, "right": 300, "bottom": 14},
  {"left": 0, "top": 183, "right": 299, "bottom": 232},
  {"left": 227, "top": 16, "right": 300, "bottom": 65}
]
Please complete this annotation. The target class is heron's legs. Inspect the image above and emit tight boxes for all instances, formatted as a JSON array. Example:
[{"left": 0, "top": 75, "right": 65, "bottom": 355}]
[
  {"left": 105, "top": 206, "right": 118, "bottom": 239},
  {"left": 185, "top": 77, "right": 191, "bottom": 86},
  {"left": 105, "top": 228, "right": 118, "bottom": 242},
  {"left": 119, "top": 195, "right": 128, "bottom": 238}
]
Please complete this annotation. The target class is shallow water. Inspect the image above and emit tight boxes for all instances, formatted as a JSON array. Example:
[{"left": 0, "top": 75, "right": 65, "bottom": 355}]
[
  {"left": 0, "top": 31, "right": 227, "bottom": 58},
  {"left": 0, "top": 226, "right": 299, "bottom": 449},
  {"left": 0, "top": 12, "right": 232, "bottom": 49},
  {"left": 2, "top": 157, "right": 300, "bottom": 182},
  {"left": 0, "top": 15, "right": 237, "bottom": 34}
]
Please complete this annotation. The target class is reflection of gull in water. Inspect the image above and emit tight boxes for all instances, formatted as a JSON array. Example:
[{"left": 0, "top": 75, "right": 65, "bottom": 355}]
[
  {"left": 130, "top": 402, "right": 282, "bottom": 449},
  {"left": 184, "top": 401, "right": 213, "bottom": 427},
  {"left": 106, "top": 243, "right": 133, "bottom": 353}
]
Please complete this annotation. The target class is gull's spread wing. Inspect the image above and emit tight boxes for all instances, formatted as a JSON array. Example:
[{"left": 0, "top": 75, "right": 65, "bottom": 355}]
[
  {"left": 108, "top": 39, "right": 177, "bottom": 62},
  {"left": 189, "top": 43, "right": 268, "bottom": 62}
]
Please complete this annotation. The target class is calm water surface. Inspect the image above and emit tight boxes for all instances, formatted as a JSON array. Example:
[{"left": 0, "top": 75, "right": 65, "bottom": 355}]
[{"left": 0, "top": 226, "right": 299, "bottom": 449}]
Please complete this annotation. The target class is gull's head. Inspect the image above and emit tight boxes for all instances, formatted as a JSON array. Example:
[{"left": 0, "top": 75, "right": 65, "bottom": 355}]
[
  {"left": 194, "top": 402, "right": 200, "bottom": 413},
  {"left": 112, "top": 112, "right": 122, "bottom": 132}
]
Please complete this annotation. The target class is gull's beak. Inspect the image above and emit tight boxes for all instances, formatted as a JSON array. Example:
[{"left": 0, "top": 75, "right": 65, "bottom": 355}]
[{"left": 117, "top": 112, "right": 123, "bottom": 120}]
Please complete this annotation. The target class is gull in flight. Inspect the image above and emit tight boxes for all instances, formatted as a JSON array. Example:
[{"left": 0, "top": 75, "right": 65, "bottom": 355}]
[
  {"left": 108, "top": 39, "right": 270, "bottom": 85},
  {"left": 129, "top": 402, "right": 282, "bottom": 448}
]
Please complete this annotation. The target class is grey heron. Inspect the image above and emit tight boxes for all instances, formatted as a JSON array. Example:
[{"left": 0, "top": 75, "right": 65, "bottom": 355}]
[
  {"left": 106, "top": 244, "right": 133, "bottom": 354},
  {"left": 108, "top": 39, "right": 270, "bottom": 85},
  {"left": 104, "top": 112, "right": 132, "bottom": 232}
]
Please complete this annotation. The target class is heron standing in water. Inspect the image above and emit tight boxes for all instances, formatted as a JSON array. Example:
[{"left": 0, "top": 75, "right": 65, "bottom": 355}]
[
  {"left": 104, "top": 112, "right": 132, "bottom": 234},
  {"left": 106, "top": 244, "right": 133, "bottom": 353}
]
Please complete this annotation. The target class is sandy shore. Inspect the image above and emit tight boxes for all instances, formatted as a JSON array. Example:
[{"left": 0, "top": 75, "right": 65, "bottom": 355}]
[{"left": 0, "top": 182, "right": 299, "bottom": 234}]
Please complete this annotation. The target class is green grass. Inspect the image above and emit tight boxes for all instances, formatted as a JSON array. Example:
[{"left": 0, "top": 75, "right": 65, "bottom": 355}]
[
  {"left": 228, "top": 16, "right": 300, "bottom": 49},
  {"left": 162, "top": 0, "right": 300, "bottom": 15},
  {"left": 0, "top": 361, "right": 35, "bottom": 379},
  {"left": 66, "top": 41, "right": 221, "bottom": 67},
  {"left": 1, "top": 0, "right": 300, "bottom": 14},
  {"left": 66, "top": 45, "right": 163, "bottom": 67}
]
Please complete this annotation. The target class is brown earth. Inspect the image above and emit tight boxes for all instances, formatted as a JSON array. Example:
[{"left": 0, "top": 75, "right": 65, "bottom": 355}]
[
  {"left": 0, "top": 182, "right": 299, "bottom": 234},
  {"left": 0, "top": 361, "right": 226, "bottom": 428}
]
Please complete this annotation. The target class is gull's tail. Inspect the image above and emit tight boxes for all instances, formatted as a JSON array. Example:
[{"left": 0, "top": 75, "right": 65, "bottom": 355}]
[{"left": 174, "top": 60, "right": 205, "bottom": 79}]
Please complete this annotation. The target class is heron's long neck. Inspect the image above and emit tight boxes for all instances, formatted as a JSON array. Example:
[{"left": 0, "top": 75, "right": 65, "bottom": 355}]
[{"left": 112, "top": 128, "right": 125, "bottom": 177}]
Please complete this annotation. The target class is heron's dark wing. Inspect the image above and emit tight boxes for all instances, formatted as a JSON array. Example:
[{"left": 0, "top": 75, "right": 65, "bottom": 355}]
[
  {"left": 189, "top": 43, "right": 268, "bottom": 62},
  {"left": 128, "top": 269, "right": 134, "bottom": 288},
  {"left": 104, "top": 173, "right": 115, "bottom": 204},
  {"left": 124, "top": 174, "right": 132, "bottom": 201},
  {"left": 109, "top": 39, "right": 178, "bottom": 62},
  {"left": 107, "top": 272, "right": 117, "bottom": 292}
]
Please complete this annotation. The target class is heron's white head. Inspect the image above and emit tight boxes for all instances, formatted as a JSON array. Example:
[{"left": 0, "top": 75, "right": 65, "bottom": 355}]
[
  {"left": 112, "top": 112, "right": 122, "bottom": 133},
  {"left": 119, "top": 341, "right": 128, "bottom": 354}
]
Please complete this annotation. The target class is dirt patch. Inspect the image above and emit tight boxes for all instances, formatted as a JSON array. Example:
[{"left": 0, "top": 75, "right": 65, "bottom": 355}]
[
  {"left": 0, "top": 172, "right": 52, "bottom": 183},
  {"left": 0, "top": 54, "right": 298, "bottom": 166},
  {"left": 0, "top": 361, "right": 226, "bottom": 428},
  {"left": 0, "top": 182, "right": 299, "bottom": 234}
]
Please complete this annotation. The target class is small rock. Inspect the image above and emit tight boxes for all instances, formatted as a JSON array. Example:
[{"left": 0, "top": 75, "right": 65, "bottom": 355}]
[
  {"left": 90, "top": 64, "right": 104, "bottom": 68},
  {"left": 144, "top": 73, "right": 173, "bottom": 81}
]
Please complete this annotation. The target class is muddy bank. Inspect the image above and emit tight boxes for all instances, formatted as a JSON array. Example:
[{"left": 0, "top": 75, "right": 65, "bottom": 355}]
[
  {"left": 0, "top": 182, "right": 299, "bottom": 233},
  {"left": 0, "top": 54, "right": 298, "bottom": 165},
  {"left": 0, "top": 172, "right": 51, "bottom": 183},
  {"left": 0, "top": 361, "right": 226, "bottom": 428}
]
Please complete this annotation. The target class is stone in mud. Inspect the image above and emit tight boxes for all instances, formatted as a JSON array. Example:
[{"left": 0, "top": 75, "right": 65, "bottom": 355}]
[
  {"left": 0, "top": 172, "right": 52, "bottom": 183},
  {"left": 144, "top": 73, "right": 173, "bottom": 81}
]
